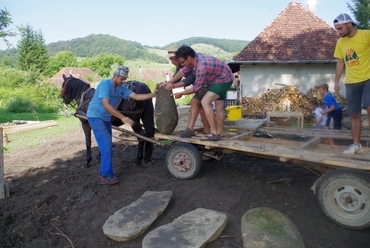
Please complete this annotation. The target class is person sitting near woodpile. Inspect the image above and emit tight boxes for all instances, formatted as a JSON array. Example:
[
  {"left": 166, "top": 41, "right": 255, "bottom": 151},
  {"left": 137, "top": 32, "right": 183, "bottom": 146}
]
[{"left": 308, "top": 98, "right": 327, "bottom": 129}]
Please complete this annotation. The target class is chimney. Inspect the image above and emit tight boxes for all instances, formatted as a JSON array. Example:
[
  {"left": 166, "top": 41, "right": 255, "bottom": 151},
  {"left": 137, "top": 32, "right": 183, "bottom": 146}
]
[{"left": 307, "top": 0, "right": 316, "bottom": 13}]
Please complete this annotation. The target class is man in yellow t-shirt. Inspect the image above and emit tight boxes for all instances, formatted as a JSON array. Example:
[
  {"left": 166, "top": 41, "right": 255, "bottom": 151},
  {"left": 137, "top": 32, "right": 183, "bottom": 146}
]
[{"left": 333, "top": 13, "right": 370, "bottom": 155}]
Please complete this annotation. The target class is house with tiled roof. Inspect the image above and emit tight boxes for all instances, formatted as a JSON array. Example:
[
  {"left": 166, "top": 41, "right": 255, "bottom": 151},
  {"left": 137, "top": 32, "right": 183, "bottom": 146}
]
[
  {"left": 49, "top": 67, "right": 99, "bottom": 87},
  {"left": 228, "top": 1, "right": 342, "bottom": 98}
]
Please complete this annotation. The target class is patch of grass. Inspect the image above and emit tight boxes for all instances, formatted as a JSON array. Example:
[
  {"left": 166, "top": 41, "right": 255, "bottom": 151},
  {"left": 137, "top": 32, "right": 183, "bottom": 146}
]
[{"left": 3, "top": 115, "right": 81, "bottom": 153}]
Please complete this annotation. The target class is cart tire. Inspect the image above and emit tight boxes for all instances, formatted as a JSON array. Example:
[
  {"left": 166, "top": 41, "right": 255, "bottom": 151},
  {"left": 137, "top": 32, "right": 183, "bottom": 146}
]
[
  {"left": 316, "top": 168, "right": 370, "bottom": 230},
  {"left": 166, "top": 143, "right": 202, "bottom": 180}
]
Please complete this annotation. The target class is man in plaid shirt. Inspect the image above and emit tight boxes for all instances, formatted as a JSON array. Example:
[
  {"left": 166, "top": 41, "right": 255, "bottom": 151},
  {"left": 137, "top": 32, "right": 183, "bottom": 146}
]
[{"left": 171, "top": 45, "right": 234, "bottom": 141}]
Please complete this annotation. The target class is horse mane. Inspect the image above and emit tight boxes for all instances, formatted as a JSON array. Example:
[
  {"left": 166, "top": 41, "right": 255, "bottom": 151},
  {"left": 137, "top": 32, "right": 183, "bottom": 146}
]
[{"left": 62, "top": 75, "right": 92, "bottom": 104}]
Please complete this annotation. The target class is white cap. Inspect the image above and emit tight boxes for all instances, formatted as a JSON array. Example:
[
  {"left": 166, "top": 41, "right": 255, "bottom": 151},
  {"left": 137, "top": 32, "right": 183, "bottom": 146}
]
[{"left": 333, "top": 13, "right": 353, "bottom": 25}]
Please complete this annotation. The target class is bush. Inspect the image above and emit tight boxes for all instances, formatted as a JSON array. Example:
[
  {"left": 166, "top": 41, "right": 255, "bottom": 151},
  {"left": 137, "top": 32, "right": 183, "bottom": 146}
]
[
  {"left": 0, "top": 70, "right": 63, "bottom": 113},
  {"left": 5, "top": 97, "right": 34, "bottom": 113}
]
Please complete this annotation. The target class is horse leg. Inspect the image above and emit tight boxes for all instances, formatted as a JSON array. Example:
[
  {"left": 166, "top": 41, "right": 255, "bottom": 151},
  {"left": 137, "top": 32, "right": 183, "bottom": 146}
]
[
  {"left": 142, "top": 99, "right": 155, "bottom": 164},
  {"left": 131, "top": 120, "right": 144, "bottom": 166},
  {"left": 81, "top": 121, "right": 92, "bottom": 168}
]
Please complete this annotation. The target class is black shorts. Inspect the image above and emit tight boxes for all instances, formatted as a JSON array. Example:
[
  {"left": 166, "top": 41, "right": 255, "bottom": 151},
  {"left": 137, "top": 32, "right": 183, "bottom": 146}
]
[{"left": 193, "top": 87, "right": 208, "bottom": 101}]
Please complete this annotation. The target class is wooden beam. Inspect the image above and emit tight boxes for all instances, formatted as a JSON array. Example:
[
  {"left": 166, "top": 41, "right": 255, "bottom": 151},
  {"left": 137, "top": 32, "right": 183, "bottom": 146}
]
[
  {"left": 230, "top": 131, "right": 254, "bottom": 140},
  {"left": 0, "top": 128, "right": 9, "bottom": 199},
  {"left": 3, "top": 120, "right": 58, "bottom": 135},
  {"left": 299, "top": 137, "right": 321, "bottom": 149}
]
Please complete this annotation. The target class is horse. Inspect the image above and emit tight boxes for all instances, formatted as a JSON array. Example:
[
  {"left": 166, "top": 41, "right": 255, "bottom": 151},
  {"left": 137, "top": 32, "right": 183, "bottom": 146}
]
[{"left": 61, "top": 74, "right": 155, "bottom": 168}]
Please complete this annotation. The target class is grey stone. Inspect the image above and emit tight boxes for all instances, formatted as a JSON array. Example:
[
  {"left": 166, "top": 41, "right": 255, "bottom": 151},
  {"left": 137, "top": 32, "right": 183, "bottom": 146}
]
[
  {"left": 142, "top": 208, "right": 228, "bottom": 248},
  {"left": 102, "top": 191, "right": 173, "bottom": 242},
  {"left": 241, "top": 207, "right": 305, "bottom": 248},
  {"left": 155, "top": 87, "right": 178, "bottom": 134}
]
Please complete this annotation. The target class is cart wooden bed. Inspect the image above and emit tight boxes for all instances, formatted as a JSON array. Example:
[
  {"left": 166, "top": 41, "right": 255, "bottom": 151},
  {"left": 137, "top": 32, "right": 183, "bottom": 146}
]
[{"left": 151, "top": 125, "right": 370, "bottom": 231}]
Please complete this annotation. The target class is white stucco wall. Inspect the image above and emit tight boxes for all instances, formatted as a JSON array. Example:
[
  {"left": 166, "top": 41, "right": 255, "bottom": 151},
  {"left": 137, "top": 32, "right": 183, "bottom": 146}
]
[{"left": 239, "top": 63, "right": 346, "bottom": 98}]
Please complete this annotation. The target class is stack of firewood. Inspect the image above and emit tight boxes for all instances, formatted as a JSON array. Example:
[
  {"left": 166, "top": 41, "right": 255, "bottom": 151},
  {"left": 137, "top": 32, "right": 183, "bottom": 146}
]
[{"left": 242, "top": 86, "right": 346, "bottom": 122}]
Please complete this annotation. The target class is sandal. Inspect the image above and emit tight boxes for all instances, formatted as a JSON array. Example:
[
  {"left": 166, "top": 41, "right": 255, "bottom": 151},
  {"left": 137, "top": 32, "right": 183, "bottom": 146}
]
[
  {"left": 99, "top": 175, "right": 119, "bottom": 185},
  {"left": 180, "top": 128, "right": 195, "bottom": 138},
  {"left": 200, "top": 133, "right": 221, "bottom": 141}
]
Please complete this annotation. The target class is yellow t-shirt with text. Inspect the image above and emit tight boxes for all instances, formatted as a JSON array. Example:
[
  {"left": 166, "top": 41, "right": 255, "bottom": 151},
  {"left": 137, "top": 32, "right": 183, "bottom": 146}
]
[{"left": 334, "top": 29, "right": 370, "bottom": 84}]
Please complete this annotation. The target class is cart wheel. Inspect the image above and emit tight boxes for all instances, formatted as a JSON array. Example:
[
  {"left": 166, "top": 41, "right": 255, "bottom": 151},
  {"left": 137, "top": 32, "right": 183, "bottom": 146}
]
[
  {"left": 166, "top": 143, "right": 202, "bottom": 180},
  {"left": 316, "top": 168, "right": 370, "bottom": 230}
]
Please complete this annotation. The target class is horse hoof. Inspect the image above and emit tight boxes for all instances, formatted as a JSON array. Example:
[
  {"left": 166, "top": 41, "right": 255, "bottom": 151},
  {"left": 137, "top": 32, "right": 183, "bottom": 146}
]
[{"left": 84, "top": 163, "right": 91, "bottom": 168}]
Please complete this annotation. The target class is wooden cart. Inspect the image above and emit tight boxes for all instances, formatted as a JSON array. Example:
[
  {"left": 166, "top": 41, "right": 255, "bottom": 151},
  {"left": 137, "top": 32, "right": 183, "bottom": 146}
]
[{"left": 152, "top": 125, "right": 370, "bottom": 231}]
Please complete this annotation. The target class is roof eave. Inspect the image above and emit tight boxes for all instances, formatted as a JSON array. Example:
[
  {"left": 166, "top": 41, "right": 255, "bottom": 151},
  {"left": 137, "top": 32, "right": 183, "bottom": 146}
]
[{"left": 232, "top": 59, "right": 337, "bottom": 64}]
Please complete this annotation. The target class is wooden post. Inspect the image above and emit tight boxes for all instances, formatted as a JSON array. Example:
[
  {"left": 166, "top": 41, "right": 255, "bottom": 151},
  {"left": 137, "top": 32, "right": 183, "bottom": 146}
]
[{"left": 0, "top": 127, "right": 9, "bottom": 199}]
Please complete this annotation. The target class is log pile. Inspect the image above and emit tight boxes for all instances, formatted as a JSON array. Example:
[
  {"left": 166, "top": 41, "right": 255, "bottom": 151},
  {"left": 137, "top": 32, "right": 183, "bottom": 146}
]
[{"left": 242, "top": 86, "right": 346, "bottom": 122}]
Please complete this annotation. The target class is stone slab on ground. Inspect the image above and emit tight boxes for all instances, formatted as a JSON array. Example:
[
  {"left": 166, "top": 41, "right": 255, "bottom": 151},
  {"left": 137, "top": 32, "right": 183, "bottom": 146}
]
[
  {"left": 142, "top": 207, "right": 228, "bottom": 248},
  {"left": 241, "top": 207, "right": 305, "bottom": 248},
  {"left": 102, "top": 191, "right": 173, "bottom": 242}
]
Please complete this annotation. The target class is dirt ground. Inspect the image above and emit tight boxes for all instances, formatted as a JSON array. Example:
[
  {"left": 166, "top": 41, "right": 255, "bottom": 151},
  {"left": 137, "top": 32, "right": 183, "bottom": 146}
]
[{"left": 1, "top": 126, "right": 370, "bottom": 248}]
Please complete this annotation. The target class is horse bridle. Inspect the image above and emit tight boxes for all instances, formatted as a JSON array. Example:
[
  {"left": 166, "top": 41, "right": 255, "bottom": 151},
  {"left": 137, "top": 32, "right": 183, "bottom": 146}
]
[{"left": 61, "top": 77, "right": 77, "bottom": 109}]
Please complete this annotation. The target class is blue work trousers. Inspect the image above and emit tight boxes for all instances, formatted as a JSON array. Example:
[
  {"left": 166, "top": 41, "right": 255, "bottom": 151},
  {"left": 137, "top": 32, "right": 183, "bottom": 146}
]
[{"left": 87, "top": 117, "right": 114, "bottom": 177}]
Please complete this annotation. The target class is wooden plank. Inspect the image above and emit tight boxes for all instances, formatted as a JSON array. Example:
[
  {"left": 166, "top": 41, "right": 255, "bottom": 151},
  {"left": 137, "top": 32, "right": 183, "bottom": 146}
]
[
  {"left": 0, "top": 128, "right": 9, "bottom": 199},
  {"left": 260, "top": 126, "right": 370, "bottom": 141},
  {"left": 154, "top": 132, "right": 370, "bottom": 170},
  {"left": 299, "top": 137, "right": 321, "bottom": 149},
  {"left": 230, "top": 131, "right": 253, "bottom": 140},
  {"left": 3, "top": 120, "right": 58, "bottom": 134}
]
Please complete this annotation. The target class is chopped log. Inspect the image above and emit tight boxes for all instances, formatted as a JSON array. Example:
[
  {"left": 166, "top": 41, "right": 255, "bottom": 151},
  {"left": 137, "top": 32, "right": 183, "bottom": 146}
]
[{"left": 241, "top": 85, "right": 346, "bottom": 122}]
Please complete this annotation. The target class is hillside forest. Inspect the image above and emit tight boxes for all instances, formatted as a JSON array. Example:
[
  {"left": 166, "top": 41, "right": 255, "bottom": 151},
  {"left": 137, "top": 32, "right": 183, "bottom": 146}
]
[{"left": 0, "top": 23, "right": 249, "bottom": 116}]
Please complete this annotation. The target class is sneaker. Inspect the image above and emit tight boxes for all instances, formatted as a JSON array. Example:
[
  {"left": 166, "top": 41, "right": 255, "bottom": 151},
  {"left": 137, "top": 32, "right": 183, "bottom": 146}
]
[
  {"left": 343, "top": 144, "right": 362, "bottom": 155},
  {"left": 180, "top": 128, "right": 195, "bottom": 138},
  {"left": 99, "top": 175, "right": 119, "bottom": 185}
]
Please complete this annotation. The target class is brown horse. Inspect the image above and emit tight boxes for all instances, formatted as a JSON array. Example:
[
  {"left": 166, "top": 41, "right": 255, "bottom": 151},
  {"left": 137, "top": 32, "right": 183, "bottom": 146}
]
[{"left": 61, "top": 74, "right": 155, "bottom": 167}]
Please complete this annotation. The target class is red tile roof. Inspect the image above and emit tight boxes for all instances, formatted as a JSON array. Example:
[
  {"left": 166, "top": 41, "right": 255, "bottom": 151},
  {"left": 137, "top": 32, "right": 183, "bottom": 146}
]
[
  {"left": 49, "top": 67, "right": 98, "bottom": 87},
  {"left": 139, "top": 69, "right": 173, "bottom": 82},
  {"left": 234, "top": 1, "right": 339, "bottom": 62}
]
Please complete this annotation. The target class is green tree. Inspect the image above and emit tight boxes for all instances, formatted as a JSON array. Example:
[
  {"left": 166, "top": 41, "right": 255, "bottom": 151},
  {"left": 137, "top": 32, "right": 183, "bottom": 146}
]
[
  {"left": 347, "top": 0, "right": 370, "bottom": 29},
  {"left": 45, "top": 51, "right": 78, "bottom": 77},
  {"left": 17, "top": 24, "right": 49, "bottom": 74},
  {"left": 0, "top": 8, "right": 16, "bottom": 47},
  {"left": 0, "top": 55, "right": 13, "bottom": 68},
  {"left": 79, "top": 53, "right": 125, "bottom": 77}
]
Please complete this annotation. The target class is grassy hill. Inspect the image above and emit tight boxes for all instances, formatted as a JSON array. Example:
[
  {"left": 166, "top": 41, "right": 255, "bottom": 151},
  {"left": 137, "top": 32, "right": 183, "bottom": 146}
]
[{"left": 0, "top": 35, "right": 249, "bottom": 66}]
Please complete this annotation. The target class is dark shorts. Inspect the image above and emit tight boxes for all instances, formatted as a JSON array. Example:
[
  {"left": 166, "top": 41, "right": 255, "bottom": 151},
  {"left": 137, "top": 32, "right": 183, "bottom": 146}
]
[
  {"left": 345, "top": 78, "right": 370, "bottom": 115},
  {"left": 208, "top": 81, "right": 233, "bottom": 101},
  {"left": 193, "top": 87, "right": 208, "bottom": 101}
]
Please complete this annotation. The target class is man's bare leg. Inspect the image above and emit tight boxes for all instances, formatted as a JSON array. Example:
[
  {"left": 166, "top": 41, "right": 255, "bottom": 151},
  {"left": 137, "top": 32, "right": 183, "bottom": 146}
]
[
  {"left": 199, "top": 107, "right": 210, "bottom": 134},
  {"left": 214, "top": 100, "right": 225, "bottom": 135},
  {"left": 188, "top": 98, "right": 200, "bottom": 130},
  {"left": 351, "top": 113, "right": 361, "bottom": 144},
  {"left": 201, "top": 92, "right": 220, "bottom": 134}
]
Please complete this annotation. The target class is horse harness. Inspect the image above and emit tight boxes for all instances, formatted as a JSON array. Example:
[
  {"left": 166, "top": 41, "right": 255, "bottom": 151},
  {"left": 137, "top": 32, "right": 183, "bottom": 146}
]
[{"left": 118, "top": 81, "right": 145, "bottom": 115}]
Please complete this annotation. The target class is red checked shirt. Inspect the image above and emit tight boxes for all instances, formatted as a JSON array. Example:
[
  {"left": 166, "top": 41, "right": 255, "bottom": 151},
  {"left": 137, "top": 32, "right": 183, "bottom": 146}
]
[{"left": 180, "top": 53, "right": 234, "bottom": 93}]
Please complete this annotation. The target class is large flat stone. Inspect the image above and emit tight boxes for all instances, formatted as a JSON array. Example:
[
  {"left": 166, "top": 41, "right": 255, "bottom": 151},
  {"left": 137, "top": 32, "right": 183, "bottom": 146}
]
[
  {"left": 155, "top": 87, "right": 178, "bottom": 134},
  {"left": 102, "top": 191, "right": 172, "bottom": 242},
  {"left": 241, "top": 207, "right": 305, "bottom": 248},
  {"left": 142, "top": 208, "right": 228, "bottom": 248}
]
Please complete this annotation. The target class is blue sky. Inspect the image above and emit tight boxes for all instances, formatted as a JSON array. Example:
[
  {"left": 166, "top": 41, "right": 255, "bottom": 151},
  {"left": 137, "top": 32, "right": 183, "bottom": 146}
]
[{"left": 1, "top": 0, "right": 350, "bottom": 50}]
